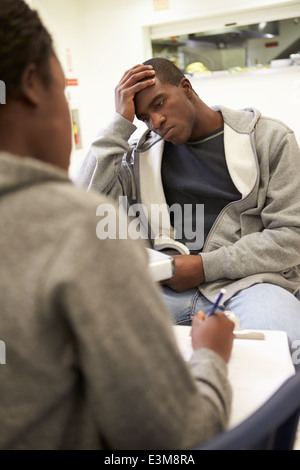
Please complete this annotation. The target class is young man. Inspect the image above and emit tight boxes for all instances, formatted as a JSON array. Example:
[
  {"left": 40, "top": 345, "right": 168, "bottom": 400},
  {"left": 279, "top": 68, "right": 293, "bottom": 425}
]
[
  {"left": 0, "top": 0, "right": 235, "bottom": 450},
  {"left": 74, "top": 58, "right": 300, "bottom": 361}
]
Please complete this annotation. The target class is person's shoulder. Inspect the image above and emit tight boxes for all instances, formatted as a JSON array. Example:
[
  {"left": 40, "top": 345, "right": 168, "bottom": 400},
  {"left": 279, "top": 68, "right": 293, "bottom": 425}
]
[
  {"left": 48, "top": 180, "right": 114, "bottom": 212},
  {"left": 36, "top": 178, "right": 116, "bottom": 231},
  {"left": 258, "top": 114, "right": 294, "bottom": 133},
  {"left": 218, "top": 106, "right": 261, "bottom": 132}
]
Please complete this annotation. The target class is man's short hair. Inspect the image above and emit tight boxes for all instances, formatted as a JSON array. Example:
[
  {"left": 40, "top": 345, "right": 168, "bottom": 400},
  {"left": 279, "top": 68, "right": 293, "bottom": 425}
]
[
  {"left": 143, "top": 58, "right": 185, "bottom": 86},
  {"left": 0, "top": 0, "right": 53, "bottom": 100}
]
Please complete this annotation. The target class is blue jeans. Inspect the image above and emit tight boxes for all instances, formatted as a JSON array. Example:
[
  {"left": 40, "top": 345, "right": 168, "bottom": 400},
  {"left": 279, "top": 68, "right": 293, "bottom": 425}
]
[{"left": 160, "top": 283, "right": 300, "bottom": 371}]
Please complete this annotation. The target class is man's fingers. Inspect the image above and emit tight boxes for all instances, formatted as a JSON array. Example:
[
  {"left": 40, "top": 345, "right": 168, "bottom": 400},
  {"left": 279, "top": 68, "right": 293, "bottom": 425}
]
[
  {"left": 194, "top": 311, "right": 205, "bottom": 322},
  {"left": 114, "top": 64, "right": 156, "bottom": 122},
  {"left": 118, "top": 65, "right": 155, "bottom": 89}
]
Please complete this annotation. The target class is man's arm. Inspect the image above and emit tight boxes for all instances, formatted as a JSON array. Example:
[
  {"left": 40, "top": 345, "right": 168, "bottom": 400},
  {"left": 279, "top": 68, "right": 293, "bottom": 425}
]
[
  {"left": 161, "top": 254, "right": 205, "bottom": 292},
  {"left": 72, "top": 65, "right": 155, "bottom": 196},
  {"left": 72, "top": 113, "right": 136, "bottom": 195}
]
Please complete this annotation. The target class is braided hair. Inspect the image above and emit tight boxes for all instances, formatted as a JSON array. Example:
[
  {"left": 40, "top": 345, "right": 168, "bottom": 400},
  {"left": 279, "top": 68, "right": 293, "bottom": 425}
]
[{"left": 0, "top": 0, "right": 53, "bottom": 100}]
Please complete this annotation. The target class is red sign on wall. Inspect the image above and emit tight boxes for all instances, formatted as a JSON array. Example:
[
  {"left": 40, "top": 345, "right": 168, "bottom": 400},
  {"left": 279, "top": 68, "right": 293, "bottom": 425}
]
[
  {"left": 265, "top": 42, "right": 279, "bottom": 48},
  {"left": 66, "top": 78, "right": 79, "bottom": 87}
]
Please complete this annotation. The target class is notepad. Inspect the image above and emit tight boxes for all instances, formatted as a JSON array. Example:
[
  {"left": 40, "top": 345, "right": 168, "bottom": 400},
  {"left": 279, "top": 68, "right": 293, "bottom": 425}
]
[
  {"left": 173, "top": 325, "right": 295, "bottom": 428},
  {"left": 147, "top": 248, "right": 175, "bottom": 282}
]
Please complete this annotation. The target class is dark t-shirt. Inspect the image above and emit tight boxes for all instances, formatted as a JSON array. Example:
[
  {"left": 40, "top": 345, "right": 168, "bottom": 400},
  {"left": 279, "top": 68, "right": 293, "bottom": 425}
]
[{"left": 161, "top": 127, "right": 241, "bottom": 254}]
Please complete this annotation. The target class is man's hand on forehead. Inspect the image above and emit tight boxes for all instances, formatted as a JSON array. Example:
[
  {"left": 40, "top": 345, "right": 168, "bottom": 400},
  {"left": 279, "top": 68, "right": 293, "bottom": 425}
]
[{"left": 114, "top": 64, "right": 156, "bottom": 123}]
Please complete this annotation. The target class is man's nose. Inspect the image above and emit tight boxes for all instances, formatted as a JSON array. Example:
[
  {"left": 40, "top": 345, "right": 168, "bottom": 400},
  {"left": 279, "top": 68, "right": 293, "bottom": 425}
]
[{"left": 150, "top": 113, "right": 165, "bottom": 132}]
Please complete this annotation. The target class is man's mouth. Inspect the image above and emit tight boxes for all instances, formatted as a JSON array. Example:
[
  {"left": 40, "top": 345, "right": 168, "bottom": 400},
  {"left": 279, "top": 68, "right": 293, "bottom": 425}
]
[{"left": 162, "top": 127, "right": 174, "bottom": 140}]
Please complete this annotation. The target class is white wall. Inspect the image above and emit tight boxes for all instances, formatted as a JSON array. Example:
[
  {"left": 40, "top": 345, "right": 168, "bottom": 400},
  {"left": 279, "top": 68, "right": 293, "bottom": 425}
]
[
  {"left": 148, "top": 0, "right": 300, "bottom": 37},
  {"left": 31, "top": 0, "right": 89, "bottom": 173},
  {"left": 128, "top": 0, "right": 300, "bottom": 30},
  {"left": 31, "top": 0, "right": 300, "bottom": 175},
  {"left": 190, "top": 66, "right": 300, "bottom": 145}
]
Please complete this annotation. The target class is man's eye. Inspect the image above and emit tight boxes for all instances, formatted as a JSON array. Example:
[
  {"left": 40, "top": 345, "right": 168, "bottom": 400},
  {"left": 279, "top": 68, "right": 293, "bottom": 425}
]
[{"left": 155, "top": 100, "right": 164, "bottom": 109}]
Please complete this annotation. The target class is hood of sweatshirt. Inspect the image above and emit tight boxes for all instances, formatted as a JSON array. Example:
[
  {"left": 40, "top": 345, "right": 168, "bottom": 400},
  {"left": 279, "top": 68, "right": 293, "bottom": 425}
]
[{"left": 0, "top": 152, "right": 70, "bottom": 197}]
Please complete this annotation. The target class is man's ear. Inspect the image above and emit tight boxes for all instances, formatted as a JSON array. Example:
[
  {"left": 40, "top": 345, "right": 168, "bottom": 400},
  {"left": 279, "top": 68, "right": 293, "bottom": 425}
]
[
  {"left": 180, "top": 77, "right": 193, "bottom": 98},
  {"left": 19, "top": 63, "right": 43, "bottom": 106}
]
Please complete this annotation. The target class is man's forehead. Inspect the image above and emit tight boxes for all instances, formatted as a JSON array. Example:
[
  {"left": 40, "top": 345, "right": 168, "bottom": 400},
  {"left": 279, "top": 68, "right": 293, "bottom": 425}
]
[{"left": 135, "top": 80, "right": 171, "bottom": 113}]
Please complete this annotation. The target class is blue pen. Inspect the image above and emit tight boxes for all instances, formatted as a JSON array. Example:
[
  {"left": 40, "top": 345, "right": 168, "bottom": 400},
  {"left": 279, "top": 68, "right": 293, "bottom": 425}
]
[{"left": 208, "top": 288, "right": 226, "bottom": 317}]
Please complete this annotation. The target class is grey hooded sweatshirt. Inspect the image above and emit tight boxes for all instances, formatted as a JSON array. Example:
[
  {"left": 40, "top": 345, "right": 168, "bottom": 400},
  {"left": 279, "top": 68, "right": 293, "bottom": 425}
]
[
  {"left": 73, "top": 106, "right": 300, "bottom": 303},
  {"left": 0, "top": 152, "right": 231, "bottom": 450}
]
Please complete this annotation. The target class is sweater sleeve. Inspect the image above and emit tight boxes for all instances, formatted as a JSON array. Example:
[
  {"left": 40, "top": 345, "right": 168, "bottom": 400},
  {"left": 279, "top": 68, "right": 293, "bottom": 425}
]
[
  {"left": 43, "top": 197, "right": 232, "bottom": 450},
  {"left": 72, "top": 113, "right": 137, "bottom": 197}
]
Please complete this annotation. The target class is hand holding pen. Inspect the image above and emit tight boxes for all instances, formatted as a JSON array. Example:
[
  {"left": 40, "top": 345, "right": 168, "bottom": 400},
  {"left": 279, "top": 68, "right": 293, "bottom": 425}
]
[
  {"left": 208, "top": 288, "right": 226, "bottom": 317},
  {"left": 191, "top": 313, "right": 234, "bottom": 364},
  {"left": 191, "top": 288, "right": 235, "bottom": 363}
]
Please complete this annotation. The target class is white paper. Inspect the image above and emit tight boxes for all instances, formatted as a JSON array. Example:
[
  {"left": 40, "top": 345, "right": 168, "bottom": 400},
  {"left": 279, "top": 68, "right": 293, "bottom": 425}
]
[{"left": 173, "top": 325, "right": 295, "bottom": 428}]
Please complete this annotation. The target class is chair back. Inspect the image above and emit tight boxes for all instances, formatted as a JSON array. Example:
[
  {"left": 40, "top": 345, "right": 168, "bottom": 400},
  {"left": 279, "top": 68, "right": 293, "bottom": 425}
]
[{"left": 193, "top": 373, "right": 300, "bottom": 450}]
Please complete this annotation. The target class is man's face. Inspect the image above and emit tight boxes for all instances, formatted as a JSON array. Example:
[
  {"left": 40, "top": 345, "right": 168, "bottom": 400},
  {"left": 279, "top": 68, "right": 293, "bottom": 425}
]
[
  {"left": 134, "top": 78, "right": 197, "bottom": 146},
  {"left": 38, "top": 55, "right": 72, "bottom": 171}
]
